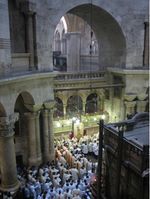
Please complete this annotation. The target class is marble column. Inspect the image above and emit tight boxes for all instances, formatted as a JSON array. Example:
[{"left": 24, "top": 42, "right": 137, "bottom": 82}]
[
  {"left": 0, "top": 0, "right": 12, "bottom": 75},
  {"left": 42, "top": 110, "right": 50, "bottom": 162},
  {"left": 0, "top": 115, "right": 20, "bottom": 192},
  {"left": 66, "top": 32, "right": 81, "bottom": 72}
]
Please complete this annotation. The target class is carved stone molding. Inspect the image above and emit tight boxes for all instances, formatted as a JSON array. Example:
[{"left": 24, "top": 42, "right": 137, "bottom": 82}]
[
  {"left": 32, "top": 104, "right": 42, "bottom": 112},
  {"left": 137, "top": 94, "right": 148, "bottom": 101},
  {"left": 0, "top": 113, "right": 19, "bottom": 137},
  {"left": 124, "top": 94, "right": 137, "bottom": 101},
  {"left": 43, "top": 101, "right": 55, "bottom": 110},
  {"left": 124, "top": 101, "right": 136, "bottom": 108}
]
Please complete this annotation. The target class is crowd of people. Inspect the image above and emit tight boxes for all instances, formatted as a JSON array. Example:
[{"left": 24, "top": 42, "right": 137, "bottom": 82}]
[{"left": 0, "top": 133, "right": 99, "bottom": 199}]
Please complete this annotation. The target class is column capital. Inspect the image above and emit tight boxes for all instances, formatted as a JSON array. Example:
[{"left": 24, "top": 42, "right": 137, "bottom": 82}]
[
  {"left": 32, "top": 104, "right": 42, "bottom": 112},
  {"left": 43, "top": 101, "right": 55, "bottom": 110},
  {"left": 0, "top": 113, "right": 19, "bottom": 137},
  {"left": 137, "top": 94, "right": 148, "bottom": 101},
  {"left": 124, "top": 94, "right": 137, "bottom": 101},
  {"left": 124, "top": 101, "right": 136, "bottom": 108}
]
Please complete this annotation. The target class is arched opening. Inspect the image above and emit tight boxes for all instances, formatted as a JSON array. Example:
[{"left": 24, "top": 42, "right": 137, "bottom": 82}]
[
  {"left": 54, "top": 97, "right": 64, "bottom": 118},
  {"left": 14, "top": 91, "right": 35, "bottom": 166},
  {"left": 66, "top": 95, "right": 83, "bottom": 118},
  {"left": 86, "top": 93, "right": 98, "bottom": 114},
  {"left": 53, "top": 4, "right": 126, "bottom": 71}
]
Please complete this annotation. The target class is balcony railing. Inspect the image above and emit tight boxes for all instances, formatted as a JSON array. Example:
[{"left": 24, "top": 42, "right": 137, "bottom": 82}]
[{"left": 54, "top": 71, "right": 105, "bottom": 81}]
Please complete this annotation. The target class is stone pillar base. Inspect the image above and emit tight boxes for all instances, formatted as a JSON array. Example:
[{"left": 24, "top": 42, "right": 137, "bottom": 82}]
[
  {"left": 28, "top": 156, "right": 42, "bottom": 166},
  {"left": 0, "top": 180, "right": 20, "bottom": 192},
  {"left": 49, "top": 153, "right": 55, "bottom": 162},
  {"left": 43, "top": 155, "right": 51, "bottom": 163}
]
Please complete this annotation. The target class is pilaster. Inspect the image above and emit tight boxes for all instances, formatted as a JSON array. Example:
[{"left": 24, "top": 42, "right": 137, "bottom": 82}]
[
  {"left": 0, "top": 0, "right": 11, "bottom": 75},
  {"left": 66, "top": 32, "right": 81, "bottom": 72},
  {"left": 21, "top": 1, "right": 36, "bottom": 70}
]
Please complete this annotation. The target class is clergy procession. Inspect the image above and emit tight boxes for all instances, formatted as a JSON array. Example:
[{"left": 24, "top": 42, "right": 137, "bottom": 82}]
[{"left": 0, "top": 133, "right": 99, "bottom": 199}]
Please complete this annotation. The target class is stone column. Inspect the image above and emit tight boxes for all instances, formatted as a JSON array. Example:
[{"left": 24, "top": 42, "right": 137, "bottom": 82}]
[
  {"left": 61, "top": 38, "right": 67, "bottom": 55},
  {"left": 136, "top": 101, "right": 147, "bottom": 112},
  {"left": 82, "top": 102, "right": 86, "bottom": 114},
  {"left": 63, "top": 104, "right": 67, "bottom": 117},
  {"left": 66, "top": 32, "right": 81, "bottom": 72},
  {"left": 0, "top": 0, "right": 11, "bottom": 75},
  {"left": 42, "top": 110, "right": 50, "bottom": 162},
  {"left": 25, "top": 108, "right": 42, "bottom": 166},
  {"left": 0, "top": 115, "right": 20, "bottom": 192},
  {"left": 44, "top": 102, "right": 55, "bottom": 162},
  {"left": 48, "top": 108, "right": 55, "bottom": 161},
  {"left": 21, "top": 1, "right": 36, "bottom": 70},
  {"left": 24, "top": 112, "right": 37, "bottom": 166},
  {"left": 124, "top": 94, "right": 137, "bottom": 118},
  {"left": 35, "top": 111, "right": 42, "bottom": 164}
]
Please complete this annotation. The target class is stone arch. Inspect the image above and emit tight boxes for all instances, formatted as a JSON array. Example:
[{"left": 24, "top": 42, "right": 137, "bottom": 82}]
[
  {"left": 14, "top": 91, "right": 35, "bottom": 165},
  {"left": 15, "top": 91, "right": 35, "bottom": 113},
  {"left": 0, "top": 103, "right": 6, "bottom": 117},
  {"left": 68, "top": 4, "right": 126, "bottom": 68},
  {"left": 51, "top": 3, "right": 126, "bottom": 70}
]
